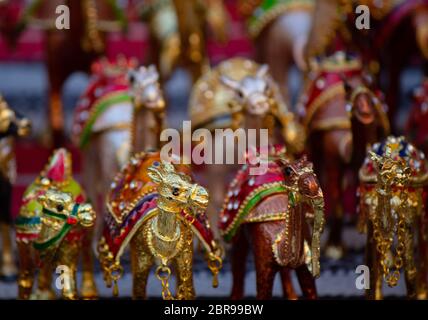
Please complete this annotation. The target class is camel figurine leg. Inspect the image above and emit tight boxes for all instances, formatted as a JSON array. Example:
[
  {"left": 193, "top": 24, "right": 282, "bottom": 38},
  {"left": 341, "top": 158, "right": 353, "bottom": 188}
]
[
  {"left": 80, "top": 227, "right": 98, "bottom": 299},
  {"left": 249, "top": 225, "right": 277, "bottom": 299},
  {"left": 280, "top": 268, "right": 298, "bottom": 300},
  {"left": 230, "top": 229, "right": 249, "bottom": 300},
  {"left": 56, "top": 241, "right": 80, "bottom": 300},
  {"left": 17, "top": 242, "right": 35, "bottom": 300},
  {"left": 254, "top": 258, "right": 276, "bottom": 300},
  {"left": 323, "top": 158, "right": 346, "bottom": 260},
  {"left": 175, "top": 229, "right": 195, "bottom": 300},
  {"left": 37, "top": 261, "right": 55, "bottom": 300},
  {"left": 295, "top": 265, "right": 317, "bottom": 299},
  {"left": 365, "top": 223, "right": 383, "bottom": 300},
  {"left": 130, "top": 230, "right": 154, "bottom": 299},
  {"left": 0, "top": 222, "right": 17, "bottom": 277}
]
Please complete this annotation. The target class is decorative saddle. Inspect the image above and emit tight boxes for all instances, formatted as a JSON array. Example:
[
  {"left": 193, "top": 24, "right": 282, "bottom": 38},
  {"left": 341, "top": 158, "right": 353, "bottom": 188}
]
[
  {"left": 100, "top": 151, "right": 218, "bottom": 264},
  {"left": 72, "top": 57, "right": 137, "bottom": 148},
  {"left": 218, "top": 145, "right": 291, "bottom": 241},
  {"left": 298, "top": 52, "right": 389, "bottom": 135},
  {"left": 189, "top": 57, "right": 292, "bottom": 131},
  {"left": 15, "top": 148, "right": 85, "bottom": 244},
  {"left": 237, "top": 0, "right": 314, "bottom": 39}
]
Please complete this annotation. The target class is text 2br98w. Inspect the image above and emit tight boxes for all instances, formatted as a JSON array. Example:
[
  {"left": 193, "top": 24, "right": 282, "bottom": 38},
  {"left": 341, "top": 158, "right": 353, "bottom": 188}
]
[{"left": 207, "top": 304, "right": 263, "bottom": 315}]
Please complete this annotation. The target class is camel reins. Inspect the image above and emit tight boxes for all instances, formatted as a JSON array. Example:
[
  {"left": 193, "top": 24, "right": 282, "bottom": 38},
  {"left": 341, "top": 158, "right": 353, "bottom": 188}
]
[{"left": 33, "top": 204, "right": 80, "bottom": 251}]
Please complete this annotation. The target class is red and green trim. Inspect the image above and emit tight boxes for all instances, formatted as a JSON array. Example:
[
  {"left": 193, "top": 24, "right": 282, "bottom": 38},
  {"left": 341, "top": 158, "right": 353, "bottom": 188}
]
[
  {"left": 247, "top": 0, "right": 314, "bottom": 38},
  {"left": 79, "top": 91, "right": 131, "bottom": 148},
  {"left": 33, "top": 204, "right": 80, "bottom": 251},
  {"left": 224, "top": 184, "right": 286, "bottom": 242}
]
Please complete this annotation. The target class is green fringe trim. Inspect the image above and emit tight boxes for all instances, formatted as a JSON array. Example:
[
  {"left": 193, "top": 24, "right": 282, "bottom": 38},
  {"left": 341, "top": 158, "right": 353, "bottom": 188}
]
[{"left": 79, "top": 92, "right": 131, "bottom": 149}]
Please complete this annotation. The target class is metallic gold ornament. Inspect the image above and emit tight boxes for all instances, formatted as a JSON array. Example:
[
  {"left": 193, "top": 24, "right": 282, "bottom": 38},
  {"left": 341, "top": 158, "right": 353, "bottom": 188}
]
[
  {"left": 99, "top": 154, "right": 223, "bottom": 299},
  {"left": 359, "top": 136, "right": 428, "bottom": 299}
]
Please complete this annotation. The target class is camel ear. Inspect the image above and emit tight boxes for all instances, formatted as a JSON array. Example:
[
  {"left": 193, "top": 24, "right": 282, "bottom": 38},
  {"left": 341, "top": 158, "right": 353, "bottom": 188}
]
[
  {"left": 147, "top": 166, "right": 164, "bottom": 184},
  {"left": 161, "top": 161, "right": 176, "bottom": 173},
  {"left": 148, "top": 64, "right": 159, "bottom": 81},
  {"left": 256, "top": 64, "right": 269, "bottom": 78},
  {"left": 220, "top": 75, "right": 240, "bottom": 91},
  {"left": 369, "top": 151, "right": 381, "bottom": 165}
]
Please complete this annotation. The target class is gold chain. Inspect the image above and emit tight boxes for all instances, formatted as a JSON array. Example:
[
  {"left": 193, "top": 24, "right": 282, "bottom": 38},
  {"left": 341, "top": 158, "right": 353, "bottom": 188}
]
[
  {"left": 147, "top": 219, "right": 185, "bottom": 300},
  {"left": 155, "top": 265, "right": 175, "bottom": 300},
  {"left": 82, "top": 0, "right": 104, "bottom": 53},
  {"left": 371, "top": 195, "right": 406, "bottom": 287},
  {"left": 207, "top": 252, "right": 223, "bottom": 288}
]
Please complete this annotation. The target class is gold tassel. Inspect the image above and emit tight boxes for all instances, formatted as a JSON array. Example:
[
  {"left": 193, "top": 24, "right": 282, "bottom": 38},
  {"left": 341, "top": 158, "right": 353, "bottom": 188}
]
[{"left": 113, "top": 280, "right": 119, "bottom": 297}]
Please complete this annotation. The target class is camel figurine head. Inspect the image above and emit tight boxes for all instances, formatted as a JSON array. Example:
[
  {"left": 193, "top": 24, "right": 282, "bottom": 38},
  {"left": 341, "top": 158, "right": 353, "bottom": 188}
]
[
  {"left": 369, "top": 144, "right": 411, "bottom": 188},
  {"left": 147, "top": 161, "right": 209, "bottom": 215},
  {"left": 220, "top": 64, "right": 274, "bottom": 117},
  {"left": 281, "top": 156, "right": 323, "bottom": 201},
  {"left": 38, "top": 189, "right": 95, "bottom": 228},
  {"left": 128, "top": 65, "right": 166, "bottom": 112}
]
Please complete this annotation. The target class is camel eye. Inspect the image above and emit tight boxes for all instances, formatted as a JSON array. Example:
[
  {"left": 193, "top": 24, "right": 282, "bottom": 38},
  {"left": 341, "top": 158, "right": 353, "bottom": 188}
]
[
  {"left": 238, "top": 91, "right": 244, "bottom": 98},
  {"left": 284, "top": 167, "right": 293, "bottom": 177},
  {"left": 172, "top": 187, "right": 180, "bottom": 196},
  {"left": 56, "top": 204, "right": 64, "bottom": 212}
]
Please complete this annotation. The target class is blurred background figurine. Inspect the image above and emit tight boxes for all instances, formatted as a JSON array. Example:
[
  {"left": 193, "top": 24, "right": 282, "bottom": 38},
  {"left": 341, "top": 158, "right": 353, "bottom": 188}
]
[
  {"left": 0, "top": 95, "right": 30, "bottom": 279},
  {"left": 10, "top": 0, "right": 126, "bottom": 146},
  {"left": 238, "top": 0, "right": 314, "bottom": 103},
  {"left": 138, "top": 0, "right": 229, "bottom": 83},
  {"left": 189, "top": 57, "right": 305, "bottom": 235},
  {"left": 298, "top": 52, "right": 390, "bottom": 259},
  {"left": 304, "top": 0, "right": 428, "bottom": 131},
  {"left": 72, "top": 58, "right": 168, "bottom": 239}
]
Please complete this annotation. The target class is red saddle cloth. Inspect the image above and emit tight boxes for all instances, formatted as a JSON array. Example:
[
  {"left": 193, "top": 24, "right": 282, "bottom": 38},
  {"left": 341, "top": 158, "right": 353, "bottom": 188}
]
[
  {"left": 299, "top": 55, "right": 362, "bottom": 130},
  {"left": 102, "top": 151, "right": 217, "bottom": 261},
  {"left": 72, "top": 58, "right": 135, "bottom": 148},
  {"left": 219, "top": 145, "right": 289, "bottom": 241}
]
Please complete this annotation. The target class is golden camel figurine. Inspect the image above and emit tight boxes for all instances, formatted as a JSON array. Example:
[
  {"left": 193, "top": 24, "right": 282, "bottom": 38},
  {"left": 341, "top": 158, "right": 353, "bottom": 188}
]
[
  {"left": 358, "top": 136, "right": 428, "bottom": 299},
  {"left": 15, "top": 148, "right": 97, "bottom": 299},
  {"left": 99, "top": 154, "right": 223, "bottom": 299},
  {"left": 18, "top": 189, "right": 95, "bottom": 299}
]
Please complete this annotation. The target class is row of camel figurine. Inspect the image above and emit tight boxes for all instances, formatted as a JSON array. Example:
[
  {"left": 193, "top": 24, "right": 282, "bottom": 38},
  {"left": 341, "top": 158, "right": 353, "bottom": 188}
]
[
  {"left": 0, "top": 53, "right": 428, "bottom": 300},
  {"left": 1, "top": 0, "right": 428, "bottom": 147}
]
